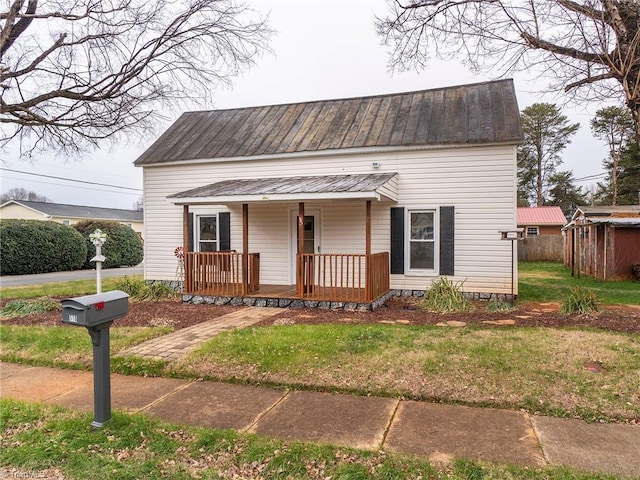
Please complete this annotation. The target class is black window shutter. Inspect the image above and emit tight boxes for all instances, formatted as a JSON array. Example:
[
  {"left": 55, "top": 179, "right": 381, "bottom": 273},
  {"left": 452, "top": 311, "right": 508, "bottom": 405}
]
[
  {"left": 219, "top": 212, "right": 231, "bottom": 251},
  {"left": 188, "top": 213, "right": 194, "bottom": 252},
  {"left": 390, "top": 207, "right": 405, "bottom": 274},
  {"left": 439, "top": 206, "right": 455, "bottom": 276}
]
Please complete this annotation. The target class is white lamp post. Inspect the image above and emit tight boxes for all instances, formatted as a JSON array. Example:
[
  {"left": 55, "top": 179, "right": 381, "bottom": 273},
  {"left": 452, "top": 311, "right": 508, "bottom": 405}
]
[{"left": 90, "top": 229, "right": 107, "bottom": 293}]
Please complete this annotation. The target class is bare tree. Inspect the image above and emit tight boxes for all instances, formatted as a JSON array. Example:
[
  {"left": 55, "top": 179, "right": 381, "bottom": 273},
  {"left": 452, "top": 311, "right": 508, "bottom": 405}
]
[
  {"left": 0, "top": 186, "right": 51, "bottom": 202},
  {"left": 132, "top": 196, "right": 143, "bottom": 211},
  {"left": 376, "top": 1, "right": 640, "bottom": 139},
  {"left": 1, "top": 0, "right": 271, "bottom": 157}
]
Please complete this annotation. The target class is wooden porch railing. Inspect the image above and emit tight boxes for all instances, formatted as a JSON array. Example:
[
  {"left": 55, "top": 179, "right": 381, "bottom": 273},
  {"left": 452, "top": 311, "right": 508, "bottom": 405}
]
[
  {"left": 297, "top": 252, "right": 390, "bottom": 302},
  {"left": 184, "top": 252, "right": 260, "bottom": 296}
]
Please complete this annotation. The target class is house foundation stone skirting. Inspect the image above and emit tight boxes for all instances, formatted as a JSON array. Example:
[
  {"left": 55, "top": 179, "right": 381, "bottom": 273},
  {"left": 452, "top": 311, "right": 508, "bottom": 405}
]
[
  {"left": 149, "top": 280, "right": 513, "bottom": 309},
  {"left": 178, "top": 290, "right": 513, "bottom": 310},
  {"left": 181, "top": 291, "right": 395, "bottom": 312}
]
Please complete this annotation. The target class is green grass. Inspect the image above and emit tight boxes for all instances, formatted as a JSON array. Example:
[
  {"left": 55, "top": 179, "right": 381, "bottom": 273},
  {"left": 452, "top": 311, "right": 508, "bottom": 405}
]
[
  {"left": 0, "top": 275, "right": 144, "bottom": 301},
  {"left": 0, "top": 399, "right": 629, "bottom": 480},
  {"left": 0, "top": 326, "right": 171, "bottom": 369},
  {"left": 3, "top": 321, "right": 638, "bottom": 422},
  {"left": 518, "top": 262, "right": 640, "bottom": 304},
  {"left": 178, "top": 324, "right": 640, "bottom": 423}
]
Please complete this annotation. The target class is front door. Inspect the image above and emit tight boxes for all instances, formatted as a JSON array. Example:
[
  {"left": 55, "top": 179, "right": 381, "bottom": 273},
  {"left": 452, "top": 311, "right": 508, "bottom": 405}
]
[{"left": 290, "top": 210, "right": 320, "bottom": 283}]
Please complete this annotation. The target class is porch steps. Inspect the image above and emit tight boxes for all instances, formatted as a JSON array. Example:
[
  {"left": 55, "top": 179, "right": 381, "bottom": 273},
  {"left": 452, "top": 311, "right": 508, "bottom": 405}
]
[{"left": 117, "top": 307, "right": 281, "bottom": 361}]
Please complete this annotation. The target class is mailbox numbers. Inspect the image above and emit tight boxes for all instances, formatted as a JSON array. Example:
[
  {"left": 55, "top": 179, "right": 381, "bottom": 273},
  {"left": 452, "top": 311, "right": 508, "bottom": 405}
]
[{"left": 66, "top": 314, "right": 79, "bottom": 324}]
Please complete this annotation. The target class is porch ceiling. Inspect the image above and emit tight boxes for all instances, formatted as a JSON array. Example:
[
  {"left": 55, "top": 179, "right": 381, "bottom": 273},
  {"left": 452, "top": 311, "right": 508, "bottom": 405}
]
[{"left": 167, "top": 172, "right": 398, "bottom": 205}]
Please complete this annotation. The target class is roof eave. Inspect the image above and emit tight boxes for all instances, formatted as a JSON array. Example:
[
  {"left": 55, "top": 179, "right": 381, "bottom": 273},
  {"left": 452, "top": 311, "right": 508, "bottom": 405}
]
[{"left": 168, "top": 191, "right": 394, "bottom": 205}]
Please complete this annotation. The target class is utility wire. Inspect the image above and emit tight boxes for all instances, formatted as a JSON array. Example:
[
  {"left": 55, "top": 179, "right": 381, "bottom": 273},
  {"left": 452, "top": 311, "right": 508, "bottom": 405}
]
[
  {"left": 0, "top": 167, "right": 142, "bottom": 192},
  {"left": 2, "top": 174, "right": 141, "bottom": 197}
]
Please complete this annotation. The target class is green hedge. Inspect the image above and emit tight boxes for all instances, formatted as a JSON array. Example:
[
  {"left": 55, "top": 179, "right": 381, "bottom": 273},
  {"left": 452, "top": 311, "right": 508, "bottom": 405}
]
[
  {"left": 0, "top": 220, "right": 87, "bottom": 275},
  {"left": 74, "top": 220, "right": 143, "bottom": 269}
]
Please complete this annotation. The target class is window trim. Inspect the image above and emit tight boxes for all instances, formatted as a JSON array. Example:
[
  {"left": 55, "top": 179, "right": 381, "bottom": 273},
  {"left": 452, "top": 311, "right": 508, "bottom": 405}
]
[
  {"left": 406, "top": 208, "right": 438, "bottom": 274},
  {"left": 195, "top": 214, "right": 219, "bottom": 252},
  {"left": 526, "top": 226, "right": 539, "bottom": 237},
  {"left": 62, "top": 219, "right": 71, "bottom": 226}
]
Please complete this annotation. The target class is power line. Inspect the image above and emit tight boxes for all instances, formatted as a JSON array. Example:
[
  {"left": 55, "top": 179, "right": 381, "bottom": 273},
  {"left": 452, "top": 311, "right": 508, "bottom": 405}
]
[
  {"left": 0, "top": 168, "right": 142, "bottom": 192},
  {"left": 2, "top": 174, "right": 141, "bottom": 197}
]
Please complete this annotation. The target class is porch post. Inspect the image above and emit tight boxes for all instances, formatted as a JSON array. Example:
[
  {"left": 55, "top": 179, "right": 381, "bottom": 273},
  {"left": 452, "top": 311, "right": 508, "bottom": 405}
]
[
  {"left": 365, "top": 200, "right": 371, "bottom": 300},
  {"left": 242, "top": 203, "right": 249, "bottom": 295},
  {"left": 183, "top": 205, "right": 190, "bottom": 293},
  {"left": 297, "top": 202, "right": 305, "bottom": 297}
]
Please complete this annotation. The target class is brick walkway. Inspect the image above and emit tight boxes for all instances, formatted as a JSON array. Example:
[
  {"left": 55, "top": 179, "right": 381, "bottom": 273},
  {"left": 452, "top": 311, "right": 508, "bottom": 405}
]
[{"left": 117, "top": 307, "right": 281, "bottom": 361}]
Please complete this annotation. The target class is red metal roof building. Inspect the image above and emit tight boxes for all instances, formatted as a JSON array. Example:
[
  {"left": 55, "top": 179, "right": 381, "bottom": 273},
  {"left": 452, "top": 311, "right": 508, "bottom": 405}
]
[{"left": 517, "top": 206, "right": 567, "bottom": 237}]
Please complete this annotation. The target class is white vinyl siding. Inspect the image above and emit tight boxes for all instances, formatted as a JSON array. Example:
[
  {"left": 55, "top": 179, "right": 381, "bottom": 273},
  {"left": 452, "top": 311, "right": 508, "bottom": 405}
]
[{"left": 140, "top": 143, "right": 517, "bottom": 294}]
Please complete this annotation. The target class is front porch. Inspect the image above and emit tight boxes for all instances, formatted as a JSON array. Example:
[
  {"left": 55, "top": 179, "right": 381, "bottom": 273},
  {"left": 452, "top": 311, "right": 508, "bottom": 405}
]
[
  {"left": 184, "top": 250, "right": 390, "bottom": 304},
  {"left": 172, "top": 173, "right": 398, "bottom": 306}
]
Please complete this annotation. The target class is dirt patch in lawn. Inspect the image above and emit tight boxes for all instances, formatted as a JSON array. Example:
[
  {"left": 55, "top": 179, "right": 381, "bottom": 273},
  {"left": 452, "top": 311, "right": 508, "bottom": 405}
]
[{"left": 3, "top": 297, "right": 640, "bottom": 334}]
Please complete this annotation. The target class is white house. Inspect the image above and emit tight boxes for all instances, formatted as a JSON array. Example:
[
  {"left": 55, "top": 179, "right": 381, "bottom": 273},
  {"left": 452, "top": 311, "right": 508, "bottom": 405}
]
[{"left": 134, "top": 79, "right": 523, "bottom": 308}]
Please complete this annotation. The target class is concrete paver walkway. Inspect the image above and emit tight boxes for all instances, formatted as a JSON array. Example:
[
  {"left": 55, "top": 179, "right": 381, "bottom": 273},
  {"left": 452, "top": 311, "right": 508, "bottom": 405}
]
[
  {"left": 117, "top": 307, "right": 282, "bottom": 360},
  {"left": 2, "top": 362, "right": 639, "bottom": 477}
]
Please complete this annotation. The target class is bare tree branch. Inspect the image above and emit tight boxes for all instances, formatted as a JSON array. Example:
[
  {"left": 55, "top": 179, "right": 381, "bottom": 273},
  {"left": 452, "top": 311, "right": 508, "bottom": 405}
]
[
  {"left": 376, "top": 0, "right": 640, "bottom": 140},
  {"left": 0, "top": 0, "right": 272, "bottom": 157}
]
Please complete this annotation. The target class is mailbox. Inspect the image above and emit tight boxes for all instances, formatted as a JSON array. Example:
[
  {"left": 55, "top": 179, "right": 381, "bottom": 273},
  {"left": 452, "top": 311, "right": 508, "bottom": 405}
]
[
  {"left": 62, "top": 290, "right": 129, "bottom": 328},
  {"left": 60, "top": 289, "right": 129, "bottom": 428}
]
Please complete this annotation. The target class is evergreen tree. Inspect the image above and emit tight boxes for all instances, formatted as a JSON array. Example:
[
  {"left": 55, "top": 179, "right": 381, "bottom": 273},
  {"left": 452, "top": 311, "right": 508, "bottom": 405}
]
[
  {"left": 591, "top": 107, "right": 635, "bottom": 205},
  {"left": 517, "top": 103, "right": 580, "bottom": 206},
  {"left": 546, "top": 171, "right": 587, "bottom": 218}
]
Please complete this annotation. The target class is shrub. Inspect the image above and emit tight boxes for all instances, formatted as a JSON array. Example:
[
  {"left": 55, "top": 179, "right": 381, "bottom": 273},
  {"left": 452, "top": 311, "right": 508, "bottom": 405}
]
[
  {"left": 487, "top": 301, "right": 515, "bottom": 313},
  {"left": 74, "top": 221, "right": 143, "bottom": 269},
  {"left": 0, "top": 297, "right": 60, "bottom": 318},
  {"left": 113, "top": 277, "right": 175, "bottom": 301},
  {"left": 0, "top": 220, "right": 87, "bottom": 275},
  {"left": 420, "top": 277, "right": 470, "bottom": 313},
  {"left": 560, "top": 287, "right": 600, "bottom": 315}
]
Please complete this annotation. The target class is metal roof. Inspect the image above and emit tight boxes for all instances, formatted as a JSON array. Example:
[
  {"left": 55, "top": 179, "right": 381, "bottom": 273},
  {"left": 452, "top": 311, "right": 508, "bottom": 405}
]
[
  {"left": 1, "top": 200, "right": 143, "bottom": 222},
  {"left": 135, "top": 79, "right": 522, "bottom": 166},
  {"left": 587, "top": 218, "right": 640, "bottom": 226},
  {"left": 168, "top": 173, "right": 398, "bottom": 204},
  {"left": 517, "top": 207, "right": 567, "bottom": 225},
  {"left": 574, "top": 206, "right": 640, "bottom": 217}
]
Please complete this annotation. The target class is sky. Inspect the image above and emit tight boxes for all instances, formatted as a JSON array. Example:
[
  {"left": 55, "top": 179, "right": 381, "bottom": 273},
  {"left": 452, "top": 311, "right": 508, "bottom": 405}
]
[{"left": 1, "top": 0, "right": 611, "bottom": 210}]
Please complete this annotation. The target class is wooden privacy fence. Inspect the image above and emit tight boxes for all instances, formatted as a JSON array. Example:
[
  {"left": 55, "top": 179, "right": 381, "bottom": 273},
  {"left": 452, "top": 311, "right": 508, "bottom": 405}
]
[
  {"left": 298, "top": 252, "right": 390, "bottom": 302},
  {"left": 184, "top": 251, "right": 260, "bottom": 296},
  {"left": 518, "top": 236, "right": 564, "bottom": 262}
]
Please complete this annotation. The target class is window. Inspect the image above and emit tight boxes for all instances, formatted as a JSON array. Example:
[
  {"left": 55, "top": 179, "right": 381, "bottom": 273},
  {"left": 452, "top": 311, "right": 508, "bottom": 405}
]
[
  {"left": 62, "top": 219, "right": 70, "bottom": 226},
  {"left": 197, "top": 216, "right": 217, "bottom": 252},
  {"left": 526, "top": 226, "right": 539, "bottom": 237},
  {"left": 409, "top": 211, "right": 435, "bottom": 270}
]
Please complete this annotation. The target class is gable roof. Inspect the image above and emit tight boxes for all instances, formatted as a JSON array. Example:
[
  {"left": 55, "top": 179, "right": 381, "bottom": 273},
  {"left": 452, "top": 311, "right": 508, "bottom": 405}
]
[
  {"left": 1, "top": 200, "right": 143, "bottom": 222},
  {"left": 517, "top": 207, "right": 567, "bottom": 225},
  {"left": 168, "top": 173, "right": 398, "bottom": 205},
  {"left": 135, "top": 79, "right": 522, "bottom": 166}
]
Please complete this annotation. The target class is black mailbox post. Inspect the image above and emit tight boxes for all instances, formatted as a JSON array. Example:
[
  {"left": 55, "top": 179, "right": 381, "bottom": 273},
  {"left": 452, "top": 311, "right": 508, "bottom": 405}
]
[{"left": 62, "top": 290, "right": 129, "bottom": 428}]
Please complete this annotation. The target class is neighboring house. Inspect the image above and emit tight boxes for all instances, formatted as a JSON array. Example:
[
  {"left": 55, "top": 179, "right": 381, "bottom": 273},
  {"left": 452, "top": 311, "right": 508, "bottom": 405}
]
[
  {"left": 564, "top": 206, "right": 640, "bottom": 281},
  {"left": 0, "top": 200, "right": 144, "bottom": 240},
  {"left": 516, "top": 206, "right": 567, "bottom": 237},
  {"left": 134, "top": 79, "right": 523, "bottom": 308},
  {"left": 516, "top": 206, "right": 567, "bottom": 262}
]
